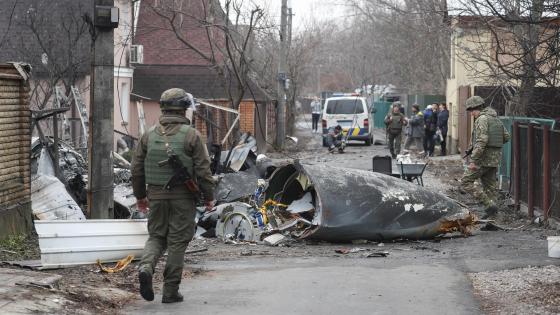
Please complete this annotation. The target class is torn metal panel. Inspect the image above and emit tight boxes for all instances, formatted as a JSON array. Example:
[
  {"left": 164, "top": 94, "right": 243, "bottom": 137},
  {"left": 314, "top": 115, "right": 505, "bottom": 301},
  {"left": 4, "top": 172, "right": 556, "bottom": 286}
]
[
  {"left": 34, "top": 219, "right": 148, "bottom": 269},
  {"left": 31, "top": 175, "right": 86, "bottom": 220},
  {"left": 265, "top": 163, "right": 476, "bottom": 241},
  {"left": 215, "top": 171, "right": 258, "bottom": 203},
  {"left": 287, "top": 192, "right": 314, "bottom": 214},
  {"left": 221, "top": 134, "right": 257, "bottom": 172}
]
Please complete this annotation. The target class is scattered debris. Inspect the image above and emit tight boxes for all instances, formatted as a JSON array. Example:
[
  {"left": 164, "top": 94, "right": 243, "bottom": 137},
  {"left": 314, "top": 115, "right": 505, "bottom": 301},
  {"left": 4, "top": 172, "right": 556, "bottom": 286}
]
[
  {"left": 215, "top": 202, "right": 262, "bottom": 242},
  {"left": 263, "top": 234, "right": 287, "bottom": 246},
  {"left": 221, "top": 133, "right": 258, "bottom": 172},
  {"left": 185, "top": 248, "right": 208, "bottom": 255},
  {"left": 97, "top": 255, "right": 134, "bottom": 273},
  {"left": 364, "top": 251, "right": 389, "bottom": 258},
  {"left": 335, "top": 247, "right": 367, "bottom": 254},
  {"left": 31, "top": 175, "right": 86, "bottom": 220},
  {"left": 480, "top": 221, "right": 508, "bottom": 231}
]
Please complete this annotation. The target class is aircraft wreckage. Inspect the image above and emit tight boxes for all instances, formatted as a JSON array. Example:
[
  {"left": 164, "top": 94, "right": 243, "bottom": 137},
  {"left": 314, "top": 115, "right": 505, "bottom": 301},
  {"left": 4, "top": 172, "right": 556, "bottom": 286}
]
[{"left": 214, "top": 162, "right": 477, "bottom": 242}]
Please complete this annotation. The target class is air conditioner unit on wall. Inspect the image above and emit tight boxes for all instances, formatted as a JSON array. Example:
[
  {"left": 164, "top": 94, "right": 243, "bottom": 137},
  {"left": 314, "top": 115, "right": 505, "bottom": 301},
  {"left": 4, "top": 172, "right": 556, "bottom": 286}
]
[{"left": 130, "top": 45, "right": 144, "bottom": 64}]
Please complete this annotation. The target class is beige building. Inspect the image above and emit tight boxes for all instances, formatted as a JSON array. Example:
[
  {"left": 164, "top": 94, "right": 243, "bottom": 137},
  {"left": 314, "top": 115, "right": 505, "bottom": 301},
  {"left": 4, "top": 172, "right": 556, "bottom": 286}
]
[
  {"left": 446, "top": 17, "right": 501, "bottom": 154},
  {"left": 446, "top": 16, "right": 560, "bottom": 154}
]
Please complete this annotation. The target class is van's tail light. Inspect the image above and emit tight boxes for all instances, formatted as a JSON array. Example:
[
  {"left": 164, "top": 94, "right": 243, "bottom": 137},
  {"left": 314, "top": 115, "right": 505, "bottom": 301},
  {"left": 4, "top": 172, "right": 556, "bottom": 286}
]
[
  {"left": 364, "top": 119, "right": 369, "bottom": 128},
  {"left": 322, "top": 119, "right": 327, "bottom": 128}
]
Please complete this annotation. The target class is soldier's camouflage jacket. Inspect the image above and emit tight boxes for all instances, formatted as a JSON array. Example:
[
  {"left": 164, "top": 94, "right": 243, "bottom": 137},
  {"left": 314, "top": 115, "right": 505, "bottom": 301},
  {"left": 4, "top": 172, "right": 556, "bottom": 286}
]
[{"left": 469, "top": 107, "right": 511, "bottom": 167}]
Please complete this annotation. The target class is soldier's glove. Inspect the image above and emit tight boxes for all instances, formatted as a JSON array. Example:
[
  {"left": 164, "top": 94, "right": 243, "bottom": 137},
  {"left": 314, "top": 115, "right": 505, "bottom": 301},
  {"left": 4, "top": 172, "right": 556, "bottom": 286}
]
[
  {"left": 137, "top": 197, "right": 149, "bottom": 214},
  {"left": 204, "top": 200, "right": 216, "bottom": 212},
  {"left": 467, "top": 162, "right": 478, "bottom": 171}
]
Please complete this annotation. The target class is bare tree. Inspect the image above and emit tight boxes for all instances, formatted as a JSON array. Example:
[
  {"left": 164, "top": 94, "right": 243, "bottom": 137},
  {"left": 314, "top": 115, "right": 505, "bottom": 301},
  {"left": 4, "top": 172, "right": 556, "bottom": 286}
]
[
  {"left": 143, "top": 0, "right": 271, "bottom": 143},
  {"left": 8, "top": 0, "right": 91, "bottom": 110},
  {"left": 285, "top": 25, "right": 324, "bottom": 135},
  {"left": 316, "top": 0, "right": 450, "bottom": 94},
  {"left": 453, "top": 0, "right": 559, "bottom": 115}
]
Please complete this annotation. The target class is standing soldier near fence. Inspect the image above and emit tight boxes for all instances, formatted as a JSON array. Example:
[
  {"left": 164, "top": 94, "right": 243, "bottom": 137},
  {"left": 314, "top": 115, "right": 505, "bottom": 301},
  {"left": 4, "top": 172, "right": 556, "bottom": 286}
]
[
  {"left": 384, "top": 103, "right": 407, "bottom": 159},
  {"left": 132, "top": 88, "right": 215, "bottom": 304},
  {"left": 460, "top": 96, "right": 510, "bottom": 218}
]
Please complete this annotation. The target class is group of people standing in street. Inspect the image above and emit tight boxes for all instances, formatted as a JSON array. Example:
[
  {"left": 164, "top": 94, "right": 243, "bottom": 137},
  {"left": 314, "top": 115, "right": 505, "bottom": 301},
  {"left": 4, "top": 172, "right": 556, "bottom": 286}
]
[{"left": 385, "top": 102, "right": 449, "bottom": 158}]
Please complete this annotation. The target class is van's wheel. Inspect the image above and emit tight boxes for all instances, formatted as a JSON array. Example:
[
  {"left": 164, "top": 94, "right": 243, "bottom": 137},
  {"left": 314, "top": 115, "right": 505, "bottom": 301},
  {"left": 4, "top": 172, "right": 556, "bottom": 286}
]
[{"left": 365, "top": 136, "right": 372, "bottom": 146}]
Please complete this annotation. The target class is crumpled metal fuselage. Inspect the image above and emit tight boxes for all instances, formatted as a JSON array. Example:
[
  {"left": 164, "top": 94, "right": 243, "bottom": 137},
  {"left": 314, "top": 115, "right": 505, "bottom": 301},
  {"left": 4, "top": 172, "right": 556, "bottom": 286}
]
[{"left": 265, "top": 163, "right": 475, "bottom": 242}]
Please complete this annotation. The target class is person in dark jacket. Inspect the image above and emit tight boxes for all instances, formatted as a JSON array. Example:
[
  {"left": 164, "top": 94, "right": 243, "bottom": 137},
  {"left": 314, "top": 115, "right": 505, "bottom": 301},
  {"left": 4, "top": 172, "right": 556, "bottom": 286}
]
[
  {"left": 423, "top": 104, "right": 438, "bottom": 157},
  {"left": 404, "top": 104, "right": 424, "bottom": 153},
  {"left": 437, "top": 103, "right": 449, "bottom": 156}
]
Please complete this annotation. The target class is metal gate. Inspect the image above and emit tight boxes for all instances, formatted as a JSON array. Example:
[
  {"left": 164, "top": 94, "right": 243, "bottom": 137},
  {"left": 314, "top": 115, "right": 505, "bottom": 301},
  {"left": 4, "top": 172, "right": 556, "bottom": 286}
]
[{"left": 373, "top": 101, "right": 392, "bottom": 129}]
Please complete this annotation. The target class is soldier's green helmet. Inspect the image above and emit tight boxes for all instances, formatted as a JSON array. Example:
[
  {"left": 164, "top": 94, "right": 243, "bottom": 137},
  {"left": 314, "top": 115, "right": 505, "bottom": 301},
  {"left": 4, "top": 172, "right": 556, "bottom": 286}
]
[
  {"left": 465, "top": 95, "right": 485, "bottom": 111},
  {"left": 160, "top": 88, "right": 194, "bottom": 110}
]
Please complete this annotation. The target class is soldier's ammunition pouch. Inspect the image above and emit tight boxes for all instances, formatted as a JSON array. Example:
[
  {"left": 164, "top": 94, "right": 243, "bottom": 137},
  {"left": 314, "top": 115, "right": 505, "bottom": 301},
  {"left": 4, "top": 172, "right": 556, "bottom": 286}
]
[{"left": 487, "top": 117, "right": 505, "bottom": 148}]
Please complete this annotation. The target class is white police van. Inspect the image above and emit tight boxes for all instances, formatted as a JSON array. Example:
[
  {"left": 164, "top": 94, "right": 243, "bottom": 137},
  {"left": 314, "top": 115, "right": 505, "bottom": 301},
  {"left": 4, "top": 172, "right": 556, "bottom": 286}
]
[{"left": 322, "top": 93, "right": 375, "bottom": 146}]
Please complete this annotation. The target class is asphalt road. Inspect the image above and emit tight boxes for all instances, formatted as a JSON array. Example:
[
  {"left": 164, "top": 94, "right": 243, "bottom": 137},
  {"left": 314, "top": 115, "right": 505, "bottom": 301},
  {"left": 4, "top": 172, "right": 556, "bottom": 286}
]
[
  {"left": 124, "top": 116, "right": 559, "bottom": 314},
  {"left": 129, "top": 258, "right": 479, "bottom": 315}
]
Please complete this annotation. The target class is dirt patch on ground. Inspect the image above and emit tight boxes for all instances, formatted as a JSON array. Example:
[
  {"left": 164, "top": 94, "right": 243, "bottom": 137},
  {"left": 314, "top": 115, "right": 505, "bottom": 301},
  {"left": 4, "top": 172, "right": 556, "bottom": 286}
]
[
  {"left": 0, "top": 234, "right": 40, "bottom": 262},
  {"left": 45, "top": 255, "right": 208, "bottom": 314},
  {"left": 470, "top": 265, "right": 560, "bottom": 315}
]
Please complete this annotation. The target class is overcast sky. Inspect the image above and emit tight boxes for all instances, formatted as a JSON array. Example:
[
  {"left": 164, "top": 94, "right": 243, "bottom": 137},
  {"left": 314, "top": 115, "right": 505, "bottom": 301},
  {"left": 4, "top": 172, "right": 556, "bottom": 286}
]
[{"left": 249, "top": 0, "right": 348, "bottom": 32}]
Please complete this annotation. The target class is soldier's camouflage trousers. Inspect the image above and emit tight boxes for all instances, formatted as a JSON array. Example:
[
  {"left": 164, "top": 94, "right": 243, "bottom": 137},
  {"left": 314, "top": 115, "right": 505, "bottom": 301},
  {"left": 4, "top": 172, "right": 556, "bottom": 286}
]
[
  {"left": 388, "top": 132, "right": 402, "bottom": 155},
  {"left": 460, "top": 166, "right": 497, "bottom": 207},
  {"left": 140, "top": 198, "right": 196, "bottom": 297}
]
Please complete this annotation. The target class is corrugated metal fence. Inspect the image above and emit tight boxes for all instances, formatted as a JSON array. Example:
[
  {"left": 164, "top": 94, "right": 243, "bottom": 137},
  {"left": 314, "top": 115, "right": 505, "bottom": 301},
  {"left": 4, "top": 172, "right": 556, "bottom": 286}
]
[
  {"left": 0, "top": 63, "right": 33, "bottom": 238},
  {"left": 512, "top": 122, "right": 560, "bottom": 220}
]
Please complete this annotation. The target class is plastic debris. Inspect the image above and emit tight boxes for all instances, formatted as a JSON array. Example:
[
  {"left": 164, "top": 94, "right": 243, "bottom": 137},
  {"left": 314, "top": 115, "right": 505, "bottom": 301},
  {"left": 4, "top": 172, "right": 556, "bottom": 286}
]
[{"left": 96, "top": 255, "right": 134, "bottom": 273}]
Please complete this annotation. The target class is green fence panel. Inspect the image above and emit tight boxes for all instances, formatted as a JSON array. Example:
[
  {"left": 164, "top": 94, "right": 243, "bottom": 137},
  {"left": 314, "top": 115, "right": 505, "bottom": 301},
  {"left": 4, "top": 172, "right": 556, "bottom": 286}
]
[
  {"left": 498, "top": 116, "right": 556, "bottom": 179},
  {"left": 373, "top": 101, "right": 392, "bottom": 129}
]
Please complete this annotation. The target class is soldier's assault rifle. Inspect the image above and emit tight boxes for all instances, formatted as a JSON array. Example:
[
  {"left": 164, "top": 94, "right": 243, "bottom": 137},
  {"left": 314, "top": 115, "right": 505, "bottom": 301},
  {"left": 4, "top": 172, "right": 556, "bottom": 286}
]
[
  {"left": 462, "top": 148, "right": 473, "bottom": 159},
  {"left": 158, "top": 153, "right": 200, "bottom": 193}
]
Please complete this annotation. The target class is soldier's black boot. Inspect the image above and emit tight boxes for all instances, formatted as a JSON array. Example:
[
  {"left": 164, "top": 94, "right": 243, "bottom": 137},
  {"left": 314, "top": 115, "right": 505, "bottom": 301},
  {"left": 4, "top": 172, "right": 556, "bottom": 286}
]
[
  {"left": 139, "top": 270, "right": 154, "bottom": 301},
  {"left": 162, "top": 292, "right": 184, "bottom": 304}
]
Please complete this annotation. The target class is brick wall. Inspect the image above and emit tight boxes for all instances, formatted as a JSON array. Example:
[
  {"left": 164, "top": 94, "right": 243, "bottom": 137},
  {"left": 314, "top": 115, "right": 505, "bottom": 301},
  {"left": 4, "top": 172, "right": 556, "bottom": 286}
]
[
  {"left": 239, "top": 101, "right": 255, "bottom": 135},
  {"left": 135, "top": 0, "right": 225, "bottom": 66}
]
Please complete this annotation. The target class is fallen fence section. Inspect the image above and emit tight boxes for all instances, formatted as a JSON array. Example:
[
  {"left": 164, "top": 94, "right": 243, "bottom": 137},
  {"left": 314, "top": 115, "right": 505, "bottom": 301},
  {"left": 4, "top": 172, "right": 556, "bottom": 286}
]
[{"left": 35, "top": 220, "right": 148, "bottom": 269}]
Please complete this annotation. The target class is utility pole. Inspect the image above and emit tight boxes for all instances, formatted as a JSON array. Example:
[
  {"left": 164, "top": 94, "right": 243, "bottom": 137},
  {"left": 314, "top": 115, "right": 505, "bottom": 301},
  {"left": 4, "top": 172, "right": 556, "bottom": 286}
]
[
  {"left": 88, "top": 0, "right": 117, "bottom": 219},
  {"left": 287, "top": 8, "right": 293, "bottom": 50},
  {"left": 276, "top": 0, "right": 288, "bottom": 148}
]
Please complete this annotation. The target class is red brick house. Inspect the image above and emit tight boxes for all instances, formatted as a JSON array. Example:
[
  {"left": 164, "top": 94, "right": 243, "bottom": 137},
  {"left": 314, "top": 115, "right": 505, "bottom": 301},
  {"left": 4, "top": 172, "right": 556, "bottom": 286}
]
[{"left": 130, "top": 0, "right": 276, "bottom": 151}]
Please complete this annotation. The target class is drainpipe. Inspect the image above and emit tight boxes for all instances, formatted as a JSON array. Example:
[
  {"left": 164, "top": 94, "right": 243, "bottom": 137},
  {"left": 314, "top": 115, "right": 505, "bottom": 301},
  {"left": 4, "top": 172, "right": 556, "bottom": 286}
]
[
  {"left": 543, "top": 125, "right": 551, "bottom": 221},
  {"left": 527, "top": 124, "right": 534, "bottom": 218},
  {"left": 513, "top": 121, "right": 520, "bottom": 211}
]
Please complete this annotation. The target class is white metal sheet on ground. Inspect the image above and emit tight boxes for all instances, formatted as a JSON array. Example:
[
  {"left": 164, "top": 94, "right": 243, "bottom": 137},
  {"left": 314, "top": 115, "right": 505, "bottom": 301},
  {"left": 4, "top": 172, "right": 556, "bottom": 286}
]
[
  {"left": 31, "top": 175, "right": 86, "bottom": 220},
  {"left": 34, "top": 220, "right": 148, "bottom": 269}
]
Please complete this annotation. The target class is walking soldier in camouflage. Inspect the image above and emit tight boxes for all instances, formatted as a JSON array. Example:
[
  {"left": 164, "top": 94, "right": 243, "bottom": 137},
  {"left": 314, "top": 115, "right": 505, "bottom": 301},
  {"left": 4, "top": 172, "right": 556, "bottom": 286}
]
[
  {"left": 460, "top": 95, "right": 510, "bottom": 218},
  {"left": 384, "top": 103, "right": 407, "bottom": 159},
  {"left": 132, "top": 88, "right": 216, "bottom": 303}
]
